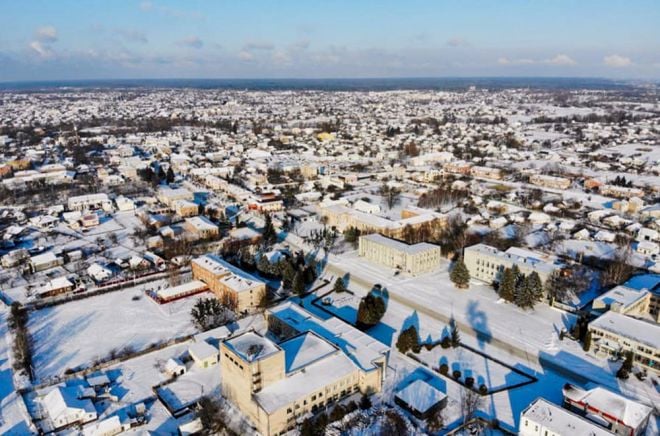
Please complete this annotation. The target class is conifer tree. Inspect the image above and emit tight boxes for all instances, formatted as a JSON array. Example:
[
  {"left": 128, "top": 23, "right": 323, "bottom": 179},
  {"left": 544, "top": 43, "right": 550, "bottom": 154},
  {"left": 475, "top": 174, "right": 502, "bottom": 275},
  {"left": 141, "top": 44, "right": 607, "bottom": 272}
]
[
  {"left": 450, "top": 257, "right": 470, "bottom": 289},
  {"left": 450, "top": 317, "right": 461, "bottom": 347},
  {"left": 262, "top": 214, "right": 277, "bottom": 246},
  {"left": 499, "top": 267, "right": 516, "bottom": 302},
  {"left": 333, "top": 277, "right": 347, "bottom": 293},
  {"left": 292, "top": 271, "right": 305, "bottom": 296}
]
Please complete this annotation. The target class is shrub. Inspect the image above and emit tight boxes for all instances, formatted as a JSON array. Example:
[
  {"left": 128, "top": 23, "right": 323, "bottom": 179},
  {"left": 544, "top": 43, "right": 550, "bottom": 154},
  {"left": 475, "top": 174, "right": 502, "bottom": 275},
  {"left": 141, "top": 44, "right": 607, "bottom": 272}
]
[
  {"left": 412, "top": 344, "right": 422, "bottom": 354},
  {"left": 396, "top": 326, "right": 419, "bottom": 354},
  {"left": 452, "top": 370, "right": 462, "bottom": 379},
  {"left": 424, "top": 342, "right": 436, "bottom": 351},
  {"left": 356, "top": 293, "right": 386, "bottom": 329},
  {"left": 359, "top": 394, "right": 372, "bottom": 410},
  {"left": 440, "top": 336, "right": 451, "bottom": 349},
  {"left": 439, "top": 363, "right": 449, "bottom": 375},
  {"left": 329, "top": 405, "right": 347, "bottom": 422},
  {"left": 479, "top": 384, "right": 488, "bottom": 395},
  {"left": 465, "top": 376, "right": 475, "bottom": 388}
]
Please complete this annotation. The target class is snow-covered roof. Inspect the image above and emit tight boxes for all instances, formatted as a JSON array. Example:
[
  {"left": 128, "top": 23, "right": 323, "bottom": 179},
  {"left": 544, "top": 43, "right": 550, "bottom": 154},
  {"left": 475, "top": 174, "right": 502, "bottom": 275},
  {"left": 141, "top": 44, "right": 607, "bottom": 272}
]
[
  {"left": 562, "top": 384, "right": 652, "bottom": 429},
  {"left": 224, "top": 331, "right": 280, "bottom": 362},
  {"left": 42, "top": 386, "right": 96, "bottom": 424},
  {"left": 589, "top": 311, "right": 660, "bottom": 350},
  {"left": 593, "top": 286, "right": 649, "bottom": 311},
  {"left": 192, "top": 254, "right": 265, "bottom": 293},
  {"left": 360, "top": 233, "right": 440, "bottom": 255},
  {"left": 394, "top": 379, "right": 446, "bottom": 414},
  {"left": 188, "top": 341, "right": 218, "bottom": 362},
  {"left": 268, "top": 302, "right": 389, "bottom": 372},
  {"left": 280, "top": 332, "right": 337, "bottom": 373},
  {"left": 521, "top": 397, "right": 612, "bottom": 436},
  {"left": 156, "top": 280, "right": 207, "bottom": 300}
]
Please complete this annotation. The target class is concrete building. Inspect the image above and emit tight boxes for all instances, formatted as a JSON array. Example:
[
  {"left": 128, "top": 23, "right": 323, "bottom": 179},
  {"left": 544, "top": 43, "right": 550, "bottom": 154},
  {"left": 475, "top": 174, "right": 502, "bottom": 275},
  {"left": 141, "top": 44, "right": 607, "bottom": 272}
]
[
  {"left": 358, "top": 233, "right": 442, "bottom": 276},
  {"left": 191, "top": 254, "right": 266, "bottom": 312},
  {"left": 592, "top": 286, "right": 650, "bottom": 316},
  {"left": 157, "top": 186, "right": 194, "bottom": 207},
  {"left": 183, "top": 216, "right": 219, "bottom": 240},
  {"left": 174, "top": 199, "right": 199, "bottom": 217},
  {"left": 67, "top": 193, "right": 112, "bottom": 212},
  {"left": 221, "top": 302, "right": 388, "bottom": 436},
  {"left": 519, "top": 397, "right": 612, "bottom": 436},
  {"left": 587, "top": 311, "right": 659, "bottom": 375},
  {"left": 463, "top": 243, "right": 558, "bottom": 286}
]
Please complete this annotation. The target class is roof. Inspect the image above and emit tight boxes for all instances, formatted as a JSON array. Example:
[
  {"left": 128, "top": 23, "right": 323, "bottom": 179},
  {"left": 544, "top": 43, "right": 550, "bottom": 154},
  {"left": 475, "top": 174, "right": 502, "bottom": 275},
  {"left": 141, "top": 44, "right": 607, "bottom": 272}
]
[
  {"left": 562, "top": 384, "right": 652, "bottom": 429},
  {"left": 521, "top": 397, "right": 612, "bottom": 436},
  {"left": 268, "top": 302, "right": 389, "bottom": 372},
  {"left": 465, "top": 243, "right": 558, "bottom": 275},
  {"left": 156, "top": 280, "right": 207, "bottom": 300},
  {"left": 593, "top": 286, "right": 649, "bottom": 310},
  {"left": 395, "top": 379, "right": 447, "bottom": 414},
  {"left": 279, "top": 332, "right": 338, "bottom": 373},
  {"left": 224, "top": 331, "right": 280, "bottom": 362},
  {"left": 254, "top": 350, "right": 356, "bottom": 414},
  {"left": 188, "top": 341, "right": 218, "bottom": 362},
  {"left": 589, "top": 311, "right": 660, "bottom": 350},
  {"left": 192, "top": 255, "right": 265, "bottom": 293},
  {"left": 43, "top": 386, "right": 96, "bottom": 423}
]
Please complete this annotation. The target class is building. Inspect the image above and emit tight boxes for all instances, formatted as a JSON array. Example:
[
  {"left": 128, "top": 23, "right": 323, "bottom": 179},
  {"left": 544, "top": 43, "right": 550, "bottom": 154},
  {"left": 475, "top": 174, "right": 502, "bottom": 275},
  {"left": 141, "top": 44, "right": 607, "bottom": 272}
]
[
  {"left": 599, "top": 185, "right": 645, "bottom": 199},
  {"left": 562, "top": 384, "right": 652, "bottom": 436},
  {"left": 174, "top": 200, "right": 199, "bottom": 217},
  {"left": 592, "top": 286, "right": 650, "bottom": 316},
  {"left": 42, "top": 386, "right": 98, "bottom": 431},
  {"left": 29, "top": 252, "right": 63, "bottom": 273},
  {"left": 221, "top": 321, "right": 386, "bottom": 436},
  {"left": 183, "top": 216, "right": 219, "bottom": 240},
  {"left": 529, "top": 174, "right": 571, "bottom": 190},
  {"left": 67, "top": 193, "right": 112, "bottom": 212},
  {"left": 519, "top": 397, "right": 612, "bottom": 436},
  {"left": 191, "top": 254, "right": 266, "bottom": 312},
  {"left": 394, "top": 379, "right": 447, "bottom": 419},
  {"left": 587, "top": 311, "right": 659, "bottom": 374},
  {"left": 188, "top": 341, "right": 219, "bottom": 368},
  {"left": 157, "top": 186, "right": 194, "bottom": 207},
  {"left": 358, "top": 233, "right": 442, "bottom": 276},
  {"left": 470, "top": 165, "right": 503, "bottom": 180},
  {"left": 463, "top": 243, "right": 558, "bottom": 286}
]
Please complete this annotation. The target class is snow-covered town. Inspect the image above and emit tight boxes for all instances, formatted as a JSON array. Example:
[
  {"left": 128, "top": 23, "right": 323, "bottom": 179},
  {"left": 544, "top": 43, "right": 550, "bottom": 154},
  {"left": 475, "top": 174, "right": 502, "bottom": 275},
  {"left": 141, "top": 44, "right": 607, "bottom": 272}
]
[{"left": 0, "top": 80, "right": 659, "bottom": 436}]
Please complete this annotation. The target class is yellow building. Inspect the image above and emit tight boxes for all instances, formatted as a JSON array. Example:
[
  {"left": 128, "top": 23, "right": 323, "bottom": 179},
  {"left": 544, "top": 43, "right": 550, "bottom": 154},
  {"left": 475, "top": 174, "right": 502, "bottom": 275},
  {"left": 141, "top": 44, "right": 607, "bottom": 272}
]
[
  {"left": 191, "top": 254, "right": 265, "bottom": 312},
  {"left": 358, "top": 233, "right": 442, "bottom": 276},
  {"left": 220, "top": 302, "right": 389, "bottom": 436},
  {"left": 174, "top": 199, "right": 199, "bottom": 217}
]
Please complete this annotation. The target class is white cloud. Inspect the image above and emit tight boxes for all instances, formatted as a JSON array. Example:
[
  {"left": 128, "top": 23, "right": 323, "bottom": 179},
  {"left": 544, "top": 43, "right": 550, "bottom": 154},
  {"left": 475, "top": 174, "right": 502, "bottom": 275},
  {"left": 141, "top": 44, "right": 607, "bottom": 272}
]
[
  {"left": 603, "top": 54, "right": 632, "bottom": 67},
  {"left": 36, "top": 25, "right": 58, "bottom": 43},
  {"left": 546, "top": 54, "right": 576, "bottom": 66},
  {"left": 29, "top": 41, "right": 54, "bottom": 58},
  {"left": 178, "top": 36, "right": 203, "bottom": 49},
  {"left": 243, "top": 42, "right": 275, "bottom": 51},
  {"left": 238, "top": 50, "right": 254, "bottom": 61}
]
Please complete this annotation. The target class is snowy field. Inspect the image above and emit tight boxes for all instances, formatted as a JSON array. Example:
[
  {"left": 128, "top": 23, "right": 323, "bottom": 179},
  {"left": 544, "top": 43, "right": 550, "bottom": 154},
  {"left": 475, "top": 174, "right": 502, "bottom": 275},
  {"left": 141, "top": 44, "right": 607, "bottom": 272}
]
[{"left": 28, "top": 286, "right": 211, "bottom": 380}]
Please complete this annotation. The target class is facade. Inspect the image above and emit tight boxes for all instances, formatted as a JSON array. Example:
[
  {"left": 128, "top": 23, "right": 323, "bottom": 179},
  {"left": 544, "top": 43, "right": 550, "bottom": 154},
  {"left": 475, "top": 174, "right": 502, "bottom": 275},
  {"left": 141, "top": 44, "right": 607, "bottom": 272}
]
[
  {"left": 173, "top": 200, "right": 199, "bottom": 217},
  {"left": 562, "top": 384, "right": 652, "bottom": 436},
  {"left": 221, "top": 302, "right": 388, "bottom": 436},
  {"left": 157, "top": 186, "right": 194, "bottom": 207},
  {"left": 68, "top": 193, "right": 112, "bottom": 212},
  {"left": 183, "top": 216, "right": 219, "bottom": 240},
  {"left": 587, "top": 311, "right": 660, "bottom": 375},
  {"left": 470, "top": 165, "right": 503, "bottom": 180},
  {"left": 529, "top": 174, "right": 571, "bottom": 190},
  {"left": 599, "top": 185, "right": 645, "bottom": 199},
  {"left": 592, "top": 286, "right": 650, "bottom": 316},
  {"left": 42, "top": 386, "right": 98, "bottom": 431},
  {"left": 358, "top": 233, "right": 442, "bottom": 276},
  {"left": 463, "top": 243, "right": 558, "bottom": 286},
  {"left": 191, "top": 254, "right": 266, "bottom": 312},
  {"left": 519, "top": 397, "right": 612, "bottom": 436}
]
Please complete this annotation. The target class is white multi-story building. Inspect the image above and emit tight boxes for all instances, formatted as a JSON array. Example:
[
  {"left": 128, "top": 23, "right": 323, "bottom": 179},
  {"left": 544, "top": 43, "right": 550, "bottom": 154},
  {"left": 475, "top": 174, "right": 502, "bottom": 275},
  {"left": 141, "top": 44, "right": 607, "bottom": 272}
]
[
  {"left": 358, "top": 234, "right": 442, "bottom": 276},
  {"left": 519, "top": 397, "right": 612, "bottom": 436}
]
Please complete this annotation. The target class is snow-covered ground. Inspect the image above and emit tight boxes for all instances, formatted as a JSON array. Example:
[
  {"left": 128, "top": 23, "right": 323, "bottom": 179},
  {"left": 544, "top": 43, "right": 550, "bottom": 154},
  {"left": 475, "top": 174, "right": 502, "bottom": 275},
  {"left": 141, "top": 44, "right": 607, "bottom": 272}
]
[{"left": 28, "top": 285, "right": 210, "bottom": 380}]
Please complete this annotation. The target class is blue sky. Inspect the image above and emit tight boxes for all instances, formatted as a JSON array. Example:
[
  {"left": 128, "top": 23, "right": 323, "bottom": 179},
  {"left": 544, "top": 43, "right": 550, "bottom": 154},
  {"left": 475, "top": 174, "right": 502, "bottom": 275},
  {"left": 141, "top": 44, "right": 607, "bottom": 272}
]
[{"left": 1, "top": 0, "right": 659, "bottom": 81}]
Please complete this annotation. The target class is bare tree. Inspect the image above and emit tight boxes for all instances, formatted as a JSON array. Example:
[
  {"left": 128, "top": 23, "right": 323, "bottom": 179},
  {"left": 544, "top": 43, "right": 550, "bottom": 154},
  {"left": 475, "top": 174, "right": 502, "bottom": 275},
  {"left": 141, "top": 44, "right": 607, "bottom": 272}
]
[{"left": 460, "top": 387, "right": 483, "bottom": 424}]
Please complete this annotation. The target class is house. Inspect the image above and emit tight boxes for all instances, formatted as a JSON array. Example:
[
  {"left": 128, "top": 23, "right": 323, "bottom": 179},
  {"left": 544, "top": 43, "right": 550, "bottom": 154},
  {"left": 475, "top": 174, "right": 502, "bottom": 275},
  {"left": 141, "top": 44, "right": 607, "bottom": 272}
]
[
  {"left": 114, "top": 195, "right": 136, "bottom": 211},
  {"left": 636, "top": 228, "right": 659, "bottom": 243},
  {"left": 81, "top": 213, "right": 100, "bottom": 228},
  {"left": 165, "top": 358, "right": 187, "bottom": 377},
  {"left": 36, "top": 276, "right": 75, "bottom": 298},
  {"left": 68, "top": 193, "right": 112, "bottom": 212},
  {"left": 87, "top": 263, "right": 114, "bottom": 282},
  {"left": 519, "top": 397, "right": 612, "bottom": 436},
  {"left": 42, "top": 386, "right": 98, "bottom": 431},
  {"left": 636, "top": 240, "right": 659, "bottom": 256},
  {"left": 82, "top": 415, "right": 130, "bottom": 436},
  {"left": 562, "top": 384, "right": 652, "bottom": 436},
  {"left": 183, "top": 216, "right": 219, "bottom": 240},
  {"left": 394, "top": 379, "right": 447, "bottom": 419},
  {"left": 188, "top": 341, "right": 219, "bottom": 368},
  {"left": 29, "top": 252, "right": 63, "bottom": 273},
  {"left": 174, "top": 199, "right": 199, "bottom": 217}
]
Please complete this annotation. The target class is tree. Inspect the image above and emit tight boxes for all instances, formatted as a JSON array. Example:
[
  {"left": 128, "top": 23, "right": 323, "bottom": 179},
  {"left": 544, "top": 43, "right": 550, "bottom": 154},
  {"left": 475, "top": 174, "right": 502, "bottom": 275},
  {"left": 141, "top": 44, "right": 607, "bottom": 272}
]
[
  {"left": 460, "top": 388, "right": 483, "bottom": 425},
  {"left": 499, "top": 267, "right": 516, "bottom": 302},
  {"left": 379, "top": 183, "right": 401, "bottom": 210},
  {"left": 396, "top": 325, "right": 419, "bottom": 353},
  {"left": 583, "top": 330, "right": 592, "bottom": 352},
  {"left": 450, "top": 257, "right": 470, "bottom": 289},
  {"left": 166, "top": 167, "right": 175, "bottom": 184},
  {"left": 343, "top": 226, "right": 361, "bottom": 249},
  {"left": 262, "top": 214, "right": 277, "bottom": 246},
  {"left": 616, "top": 351, "right": 633, "bottom": 379},
  {"left": 359, "top": 394, "right": 372, "bottom": 410},
  {"left": 450, "top": 317, "right": 461, "bottom": 348},
  {"left": 545, "top": 266, "right": 590, "bottom": 305},
  {"left": 527, "top": 271, "right": 544, "bottom": 303},
  {"left": 292, "top": 271, "right": 305, "bottom": 296},
  {"left": 191, "top": 298, "right": 230, "bottom": 331},
  {"left": 196, "top": 396, "right": 230, "bottom": 435},
  {"left": 333, "top": 277, "right": 347, "bottom": 293},
  {"left": 356, "top": 293, "right": 386, "bottom": 329}
]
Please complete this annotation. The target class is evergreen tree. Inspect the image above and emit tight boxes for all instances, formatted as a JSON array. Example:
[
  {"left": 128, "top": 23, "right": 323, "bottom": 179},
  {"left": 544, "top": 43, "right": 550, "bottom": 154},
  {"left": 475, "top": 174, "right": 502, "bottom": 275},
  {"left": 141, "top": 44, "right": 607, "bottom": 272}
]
[
  {"left": 396, "top": 325, "right": 419, "bottom": 353},
  {"left": 616, "top": 351, "right": 633, "bottom": 379},
  {"left": 357, "top": 293, "right": 386, "bottom": 329},
  {"left": 499, "top": 267, "right": 516, "bottom": 302},
  {"left": 450, "top": 257, "right": 470, "bottom": 289},
  {"left": 262, "top": 214, "right": 277, "bottom": 246},
  {"left": 166, "top": 167, "right": 175, "bottom": 184},
  {"left": 516, "top": 274, "right": 536, "bottom": 309},
  {"left": 257, "top": 255, "right": 270, "bottom": 275},
  {"left": 527, "top": 271, "right": 544, "bottom": 303},
  {"left": 450, "top": 317, "right": 461, "bottom": 347},
  {"left": 279, "top": 260, "right": 296, "bottom": 289},
  {"left": 333, "top": 277, "right": 347, "bottom": 293},
  {"left": 292, "top": 271, "right": 305, "bottom": 296}
]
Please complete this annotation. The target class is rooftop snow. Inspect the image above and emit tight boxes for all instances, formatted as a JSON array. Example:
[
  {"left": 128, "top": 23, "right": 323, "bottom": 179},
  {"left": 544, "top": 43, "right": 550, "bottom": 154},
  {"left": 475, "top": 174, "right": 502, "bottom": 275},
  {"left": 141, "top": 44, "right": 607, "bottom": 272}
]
[
  {"left": 224, "top": 331, "right": 280, "bottom": 362},
  {"left": 394, "top": 379, "right": 447, "bottom": 414},
  {"left": 589, "top": 311, "right": 660, "bottom": 350},
  {"left": 279, "top": 332, "right": 338, "bottom": 373}
]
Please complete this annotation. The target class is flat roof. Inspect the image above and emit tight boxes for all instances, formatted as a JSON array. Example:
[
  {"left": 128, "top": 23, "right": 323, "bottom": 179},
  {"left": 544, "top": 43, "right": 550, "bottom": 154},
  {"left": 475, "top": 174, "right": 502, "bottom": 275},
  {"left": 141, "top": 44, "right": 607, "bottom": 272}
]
[
  {"left": 360, "top": 233, "right": 440, "bottom": 255},
  {"left": 589, "top": 311, "right": 660, "bottom": 350},
  {"left": 224, "top": 331, "right": 280, "bottom": 363},
  {"left": 563, "top": 384, "right": 652, "bottom": 428},
  {"left": 593, "top": 286, "right": 648, "bottom": 310}
]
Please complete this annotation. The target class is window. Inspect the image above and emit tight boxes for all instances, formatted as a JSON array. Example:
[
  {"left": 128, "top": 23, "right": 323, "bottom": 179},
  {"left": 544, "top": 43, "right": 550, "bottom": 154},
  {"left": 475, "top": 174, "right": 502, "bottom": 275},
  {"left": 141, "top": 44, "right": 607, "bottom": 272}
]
[{"left": 287, "top": 408, "right": 292, "bottom": 414}]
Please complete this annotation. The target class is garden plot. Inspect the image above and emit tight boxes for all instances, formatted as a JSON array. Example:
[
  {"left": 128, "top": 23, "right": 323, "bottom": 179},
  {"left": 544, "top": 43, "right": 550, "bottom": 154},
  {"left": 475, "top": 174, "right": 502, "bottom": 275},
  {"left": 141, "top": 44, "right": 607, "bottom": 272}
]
[
  {"left": 413, "top": 345, "right": 533, "bottom": 392},
  {"left": 28, "top": 286, "right": 211, "bottom": 380}
]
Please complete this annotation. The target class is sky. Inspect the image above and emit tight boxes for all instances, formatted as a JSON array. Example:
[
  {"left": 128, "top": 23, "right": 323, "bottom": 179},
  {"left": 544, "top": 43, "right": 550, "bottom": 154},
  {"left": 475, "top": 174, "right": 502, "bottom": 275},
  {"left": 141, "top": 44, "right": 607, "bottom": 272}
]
[{"left": 1, "top": 0, "right": 659, "bottom": 82}]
